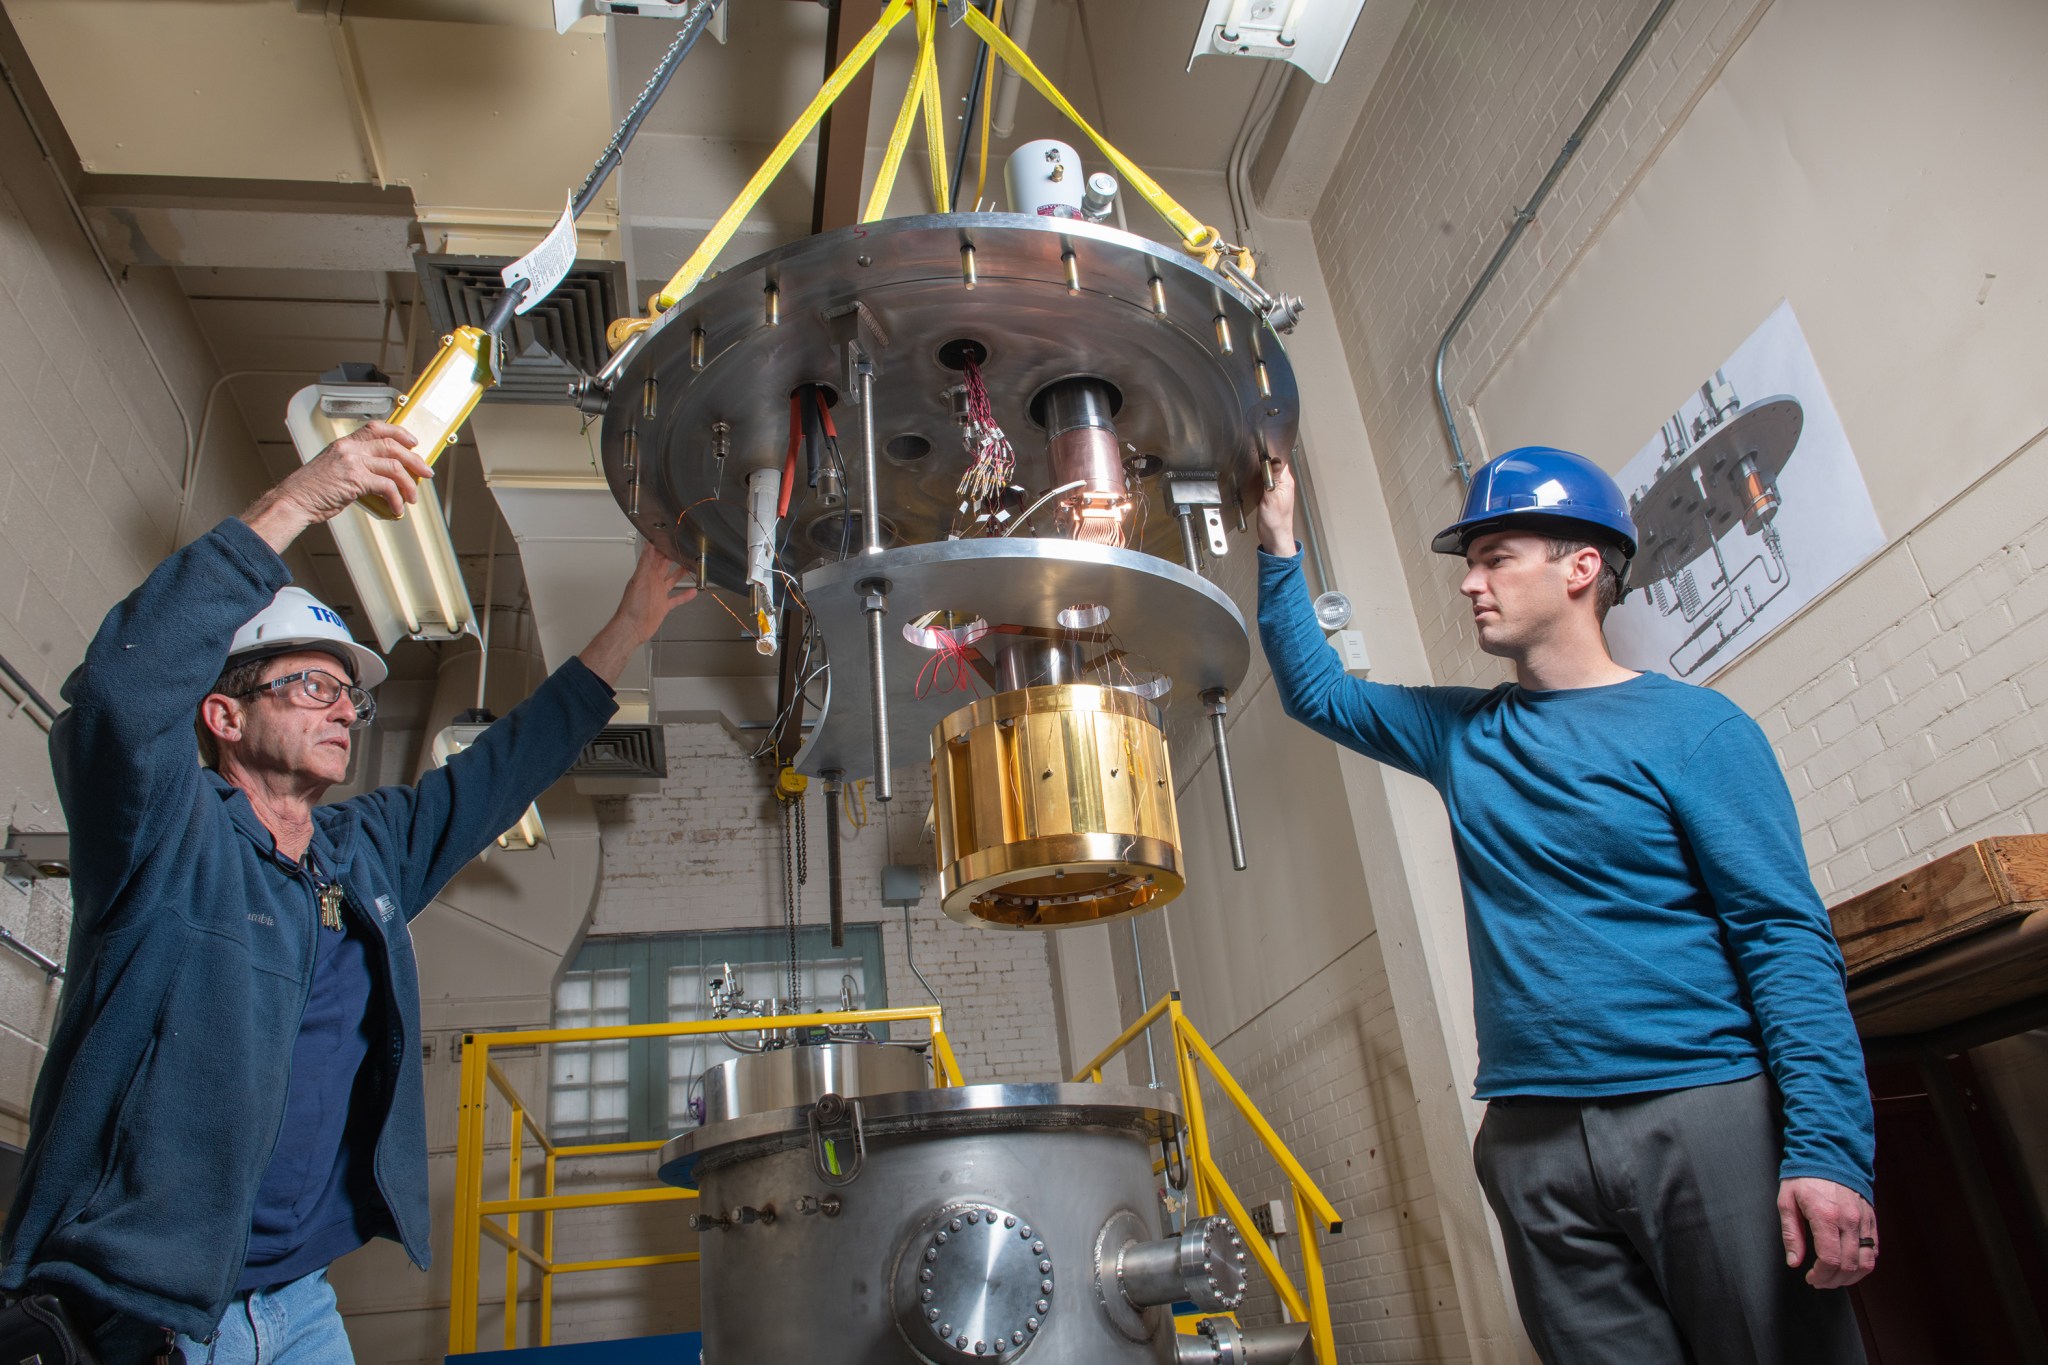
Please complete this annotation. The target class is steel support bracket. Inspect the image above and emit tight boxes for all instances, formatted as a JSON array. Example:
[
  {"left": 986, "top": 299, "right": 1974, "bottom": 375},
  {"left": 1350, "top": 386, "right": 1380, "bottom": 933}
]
[{"left": 825, "top": 300, "right": 888, "bottom": 402}]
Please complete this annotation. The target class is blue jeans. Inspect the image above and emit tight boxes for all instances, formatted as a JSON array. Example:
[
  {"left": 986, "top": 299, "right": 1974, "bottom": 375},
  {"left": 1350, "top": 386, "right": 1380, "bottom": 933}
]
[{"left": 90, "top": 1270, "right": 355, "bottom": 1365}]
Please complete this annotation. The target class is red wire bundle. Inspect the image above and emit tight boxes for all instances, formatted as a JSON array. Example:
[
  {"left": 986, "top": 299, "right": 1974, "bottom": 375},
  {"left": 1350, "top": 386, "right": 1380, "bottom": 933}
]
[
  {"left": 954, "top": 358, "right": 1016, "bottom": 525},
  {"left": 913, "top": 622, "right": 988, "bottom": 700}
]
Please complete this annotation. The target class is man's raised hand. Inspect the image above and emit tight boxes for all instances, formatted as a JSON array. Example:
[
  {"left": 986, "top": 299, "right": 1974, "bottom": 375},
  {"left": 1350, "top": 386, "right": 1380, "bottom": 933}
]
[
  {"left": 243, "top": 421, "right": 435, "bottom": 552},
  {"left": 1256, "top": 455, "right": 1299, "bottom": 557},
  {"left": 578, "top": 542, "right": 699, "bottom": 686}
]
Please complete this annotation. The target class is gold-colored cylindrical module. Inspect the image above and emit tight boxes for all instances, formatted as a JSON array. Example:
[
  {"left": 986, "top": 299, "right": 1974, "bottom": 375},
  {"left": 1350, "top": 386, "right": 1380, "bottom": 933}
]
[{"left": 931, "top": 683, "right": 1184, "bottom": 930}]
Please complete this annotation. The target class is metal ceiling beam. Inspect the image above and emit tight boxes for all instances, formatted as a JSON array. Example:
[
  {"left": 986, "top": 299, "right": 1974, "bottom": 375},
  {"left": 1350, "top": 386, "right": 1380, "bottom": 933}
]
[{"left": 810, "top": 0, "right": 885, "bottom": 233}]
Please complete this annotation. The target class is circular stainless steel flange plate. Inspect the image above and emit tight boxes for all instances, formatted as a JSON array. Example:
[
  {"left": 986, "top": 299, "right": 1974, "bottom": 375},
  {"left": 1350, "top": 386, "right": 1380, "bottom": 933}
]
[
  {"left": 599, "top": 213, "right": 1301, "bottom": 582},
  {"left": 895, "top": 1202, "right": 1052, "bottom": 1361},
  {"left": 795, "top": 535, "right": 1248, "bottom": 780}
]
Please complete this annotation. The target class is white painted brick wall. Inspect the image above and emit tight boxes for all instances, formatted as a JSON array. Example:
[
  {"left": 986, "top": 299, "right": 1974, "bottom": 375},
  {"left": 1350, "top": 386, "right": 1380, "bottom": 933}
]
[
  {"left": 1719, "top": 435, "right": 2048, "bottom": 899},
  {"left": 1308, "top": 0, "right": 2048, "bottom": 908},
  {"left": 0, "top": 96, "right": 274, "bottom": 1136},
  {"left": 1188, "top": 937, "right": 1471, "bottom": 1363},
  {"left": 1308, "top": 0, "right": 1764, "bottom": 691},
  {"left": 587, "top": 722, "right": 1063, "bottom": 1087}
]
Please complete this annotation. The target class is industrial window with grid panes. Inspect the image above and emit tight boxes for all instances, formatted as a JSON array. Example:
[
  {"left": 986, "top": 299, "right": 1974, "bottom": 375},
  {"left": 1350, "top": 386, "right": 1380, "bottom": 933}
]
[{"left": 549, "top": 926, "right": 889, "bottom": 1143}]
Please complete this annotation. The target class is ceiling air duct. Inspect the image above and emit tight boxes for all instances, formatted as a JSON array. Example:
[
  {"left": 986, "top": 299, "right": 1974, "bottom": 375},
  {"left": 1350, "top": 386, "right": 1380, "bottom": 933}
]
[{"left": 415, "top": 253, "right": 630, "bottom": 404}]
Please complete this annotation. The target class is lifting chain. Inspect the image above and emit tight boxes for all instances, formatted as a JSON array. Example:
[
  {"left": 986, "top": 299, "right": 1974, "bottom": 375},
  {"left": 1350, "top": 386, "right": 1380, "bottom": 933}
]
[
  {"left": 777, "top": 767, "right": 811, "bottom": 1009},
  {"left": 781, "top": 794, "right": 801, "bottom": 1008},
  {"left": 571, "top": 0, "right": 723, "bottom": 218},
  {"left": 795, "top": 788, "right": 809, "bottom": 887}
]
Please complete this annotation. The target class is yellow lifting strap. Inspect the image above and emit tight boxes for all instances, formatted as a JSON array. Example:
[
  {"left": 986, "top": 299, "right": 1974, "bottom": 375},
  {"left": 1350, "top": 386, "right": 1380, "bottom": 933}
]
[
  {"left": 916, "top": 0, "right": 952, "bottom": 212},
  {"left": 617, "top": 0, "right": 1225, "bottom": 348},
  {"left": 865, "top": 0, "right": 950, "bottom": 221},
  {"left": 973, "top": 0, "right": 1005, "bottom": 209},
  {"left": 641, "top": 0, "right": 914, "bottom": 322},
  {"left": 954, "top": 1, "right": 1220, "bottom": 257}
]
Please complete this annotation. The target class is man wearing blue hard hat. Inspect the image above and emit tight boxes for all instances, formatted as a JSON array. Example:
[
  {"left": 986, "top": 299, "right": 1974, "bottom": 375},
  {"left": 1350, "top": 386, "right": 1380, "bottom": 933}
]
[{"left": 1258, "top": 447, "right": 1875, "bottom": 1364}]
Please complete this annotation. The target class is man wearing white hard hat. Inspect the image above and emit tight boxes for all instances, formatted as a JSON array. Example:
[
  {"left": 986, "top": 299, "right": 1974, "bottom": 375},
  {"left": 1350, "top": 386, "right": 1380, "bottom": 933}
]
[{"left": 2, "top": 421, "right": 695, "bottom": 1363}]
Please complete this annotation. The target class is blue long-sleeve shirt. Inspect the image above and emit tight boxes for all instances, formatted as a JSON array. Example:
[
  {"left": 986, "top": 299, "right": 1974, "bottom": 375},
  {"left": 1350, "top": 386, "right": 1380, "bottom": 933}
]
[{"left": 1258, "top": 548, "right": 1874, "bottom": 1200}]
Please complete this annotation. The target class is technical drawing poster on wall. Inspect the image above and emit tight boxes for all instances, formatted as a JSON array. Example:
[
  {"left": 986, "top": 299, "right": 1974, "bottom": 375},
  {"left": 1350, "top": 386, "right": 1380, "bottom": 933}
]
[{"left": 1605, "top": 301, "right": 1884, "bottom": 682}]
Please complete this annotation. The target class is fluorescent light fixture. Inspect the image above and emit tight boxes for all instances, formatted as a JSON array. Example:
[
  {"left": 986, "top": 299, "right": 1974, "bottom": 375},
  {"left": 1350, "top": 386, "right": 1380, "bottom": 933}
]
[
  {"left": 286, "top": 378, "right": 478, "bottom": 654},
  {"left": 430, "top": 722, "right": 549, "bottom": 853},
  {"left": 1187, "top": 0, "right": 1369, "bottom": 84}
]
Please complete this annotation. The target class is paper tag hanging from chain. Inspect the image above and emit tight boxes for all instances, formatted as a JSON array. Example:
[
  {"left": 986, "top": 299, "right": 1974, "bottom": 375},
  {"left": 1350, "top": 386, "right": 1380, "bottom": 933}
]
[{"left": 501, "top": 192, "right": 580, "bottom": 316}]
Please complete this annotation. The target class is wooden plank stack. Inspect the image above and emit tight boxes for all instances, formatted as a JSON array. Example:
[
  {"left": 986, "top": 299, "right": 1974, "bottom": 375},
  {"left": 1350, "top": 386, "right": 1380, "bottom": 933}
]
[{"left": 1826, "top": 834, "right": 2048, "bottom": 1039}]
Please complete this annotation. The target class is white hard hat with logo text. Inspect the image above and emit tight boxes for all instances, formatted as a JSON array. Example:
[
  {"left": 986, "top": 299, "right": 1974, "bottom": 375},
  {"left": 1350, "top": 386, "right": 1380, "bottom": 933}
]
[{"left": 227, "top": 587, "right": 388, "bottom": 688}]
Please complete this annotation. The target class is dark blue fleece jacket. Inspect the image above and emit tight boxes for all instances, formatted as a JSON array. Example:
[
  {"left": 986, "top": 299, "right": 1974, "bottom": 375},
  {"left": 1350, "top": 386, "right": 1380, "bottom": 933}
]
[{"left": 0, "top": 518, "right": 617, "bottom": 1336}]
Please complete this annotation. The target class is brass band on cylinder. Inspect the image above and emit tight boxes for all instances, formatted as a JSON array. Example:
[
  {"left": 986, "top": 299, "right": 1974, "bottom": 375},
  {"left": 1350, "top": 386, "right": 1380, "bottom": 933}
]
[{"left": 931, "top": 683, "right": 1184, "bottom": 929}]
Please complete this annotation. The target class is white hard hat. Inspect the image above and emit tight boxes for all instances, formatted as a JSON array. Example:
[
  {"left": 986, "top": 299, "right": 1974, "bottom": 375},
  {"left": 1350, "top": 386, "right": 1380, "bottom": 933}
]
[{"left": 228, "top": 587, "right": 388, "bottom": 689}]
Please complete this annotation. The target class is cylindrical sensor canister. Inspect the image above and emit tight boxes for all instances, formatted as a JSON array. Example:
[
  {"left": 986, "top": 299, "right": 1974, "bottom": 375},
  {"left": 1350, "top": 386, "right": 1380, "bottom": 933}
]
[
  {"left": 1005, "top": 139, "right": 1087, "bottom": 218},
  {"left": 746, "top": 467, "right": 781, "bottom": 655}
]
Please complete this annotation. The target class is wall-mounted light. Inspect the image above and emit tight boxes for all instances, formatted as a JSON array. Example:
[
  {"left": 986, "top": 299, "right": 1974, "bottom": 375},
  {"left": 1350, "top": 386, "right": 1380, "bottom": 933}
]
[
  {"left": 1187, "top": 0, "right": 1369, "bottom": 84},
  {"left": 2, "top": 827, "right": 70, "bottom": 979},
  {"left": 1, "top": 826, "right": 68, "bottom": 888},
  {"left": 286, "top": 366, "right": 478, "bottom": 654},
  {"left": 429, "top": 716, "right": 548, "bottom": 853}
]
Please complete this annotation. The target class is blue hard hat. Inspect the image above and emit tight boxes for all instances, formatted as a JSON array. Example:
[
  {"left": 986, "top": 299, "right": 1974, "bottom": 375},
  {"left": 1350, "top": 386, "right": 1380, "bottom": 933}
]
[{"left": 1431, "top": 446, "right": 1638, "bottom": 571}]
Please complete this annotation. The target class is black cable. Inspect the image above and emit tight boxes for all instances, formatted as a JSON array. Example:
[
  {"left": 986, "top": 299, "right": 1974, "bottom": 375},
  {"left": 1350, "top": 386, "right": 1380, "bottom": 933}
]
[
  {"left": 826, "top": 783, "right": 845, "bottom": 948},
  {"left": 483, "top": 278, "right": 529, "bottom": 339},
  {"left": 0, "top": 650, "right": 58, "bottom": 723},
  {"left": 488, "top": 0, "right": 723, "bottom": 339},
  {"left": 949, "top": 0, "right": 995, "bottom": 208},
  {"left": 574, "top": 0, "right": 723, "bottom": 220}
]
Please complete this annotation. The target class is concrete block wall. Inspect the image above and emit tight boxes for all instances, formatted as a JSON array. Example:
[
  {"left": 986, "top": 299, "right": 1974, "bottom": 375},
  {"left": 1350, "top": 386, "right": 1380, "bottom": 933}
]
[
  {"left": 0, "top": 81, "right": 273, "bottom": 1142},
  {"left": 1309, "top": 0, "right": 1764, "bottom": 688},
  {"left": 1192, "top": 935, "right": 1469, "bottom": 1362},
  {"left": 586, "top": 722, "right": 1063, "bottom": 1085}
]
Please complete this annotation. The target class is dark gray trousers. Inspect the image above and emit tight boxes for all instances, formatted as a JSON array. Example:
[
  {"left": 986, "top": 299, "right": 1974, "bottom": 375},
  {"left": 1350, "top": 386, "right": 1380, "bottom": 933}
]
[{"left": 1473, "top": 1073, "right": 1865, "bottom": 1365}]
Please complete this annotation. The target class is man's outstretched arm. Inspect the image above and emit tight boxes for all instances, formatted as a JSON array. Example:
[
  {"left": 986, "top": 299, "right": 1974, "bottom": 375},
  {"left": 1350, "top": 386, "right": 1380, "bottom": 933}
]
[
  {"left": 1254, "top": 458, "right": 1461, "bottom": 780},
  {"left": 360, "top": 541, "right": 698, "bottom": 910}
]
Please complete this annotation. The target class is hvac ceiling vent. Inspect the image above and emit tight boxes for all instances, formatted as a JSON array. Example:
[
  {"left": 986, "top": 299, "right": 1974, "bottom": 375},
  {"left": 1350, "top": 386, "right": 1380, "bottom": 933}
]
[
  {"left": 415, "top": 254, "right": 628, "bottom": 404},
  {"left": 570, "top": 723, "right": 668, "bottom": 795}
]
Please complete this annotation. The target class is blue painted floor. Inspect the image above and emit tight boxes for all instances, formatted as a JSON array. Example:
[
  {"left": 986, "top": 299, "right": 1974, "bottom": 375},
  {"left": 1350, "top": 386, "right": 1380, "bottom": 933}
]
[{"left": 448, "top": 1331, "right": 701, "bottom": 1363}]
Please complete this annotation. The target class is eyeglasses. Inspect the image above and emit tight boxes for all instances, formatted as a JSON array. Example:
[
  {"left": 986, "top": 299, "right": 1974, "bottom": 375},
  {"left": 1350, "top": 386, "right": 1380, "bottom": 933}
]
[{"left": 237, "top": 669, "right": 377, "bottom": 729}]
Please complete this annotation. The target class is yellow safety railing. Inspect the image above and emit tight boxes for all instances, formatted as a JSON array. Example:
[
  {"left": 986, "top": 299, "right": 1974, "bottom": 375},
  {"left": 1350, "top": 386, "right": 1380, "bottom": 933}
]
[
  {"left": 449, "top": 1006, "right": 963, "bottom": 1355},
  {"left": 1073, "top": 992, "right": 1343, "bottom": 1365}
]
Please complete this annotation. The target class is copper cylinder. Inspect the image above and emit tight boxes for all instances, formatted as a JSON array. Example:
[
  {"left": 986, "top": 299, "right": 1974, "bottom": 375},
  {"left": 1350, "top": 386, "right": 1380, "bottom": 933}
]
[
  {"left": 930, "top": 684, "right": 1184, "bottom": 930},
  {"left": 1735, "top": 454, "right": 1781, "bottom": 533},
  {"left": 1041, "top": 378, "right": 1126, "bottom": 500},
  {"left": 1039, "top": 378, "right": 1129, "bottom": 545}
]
